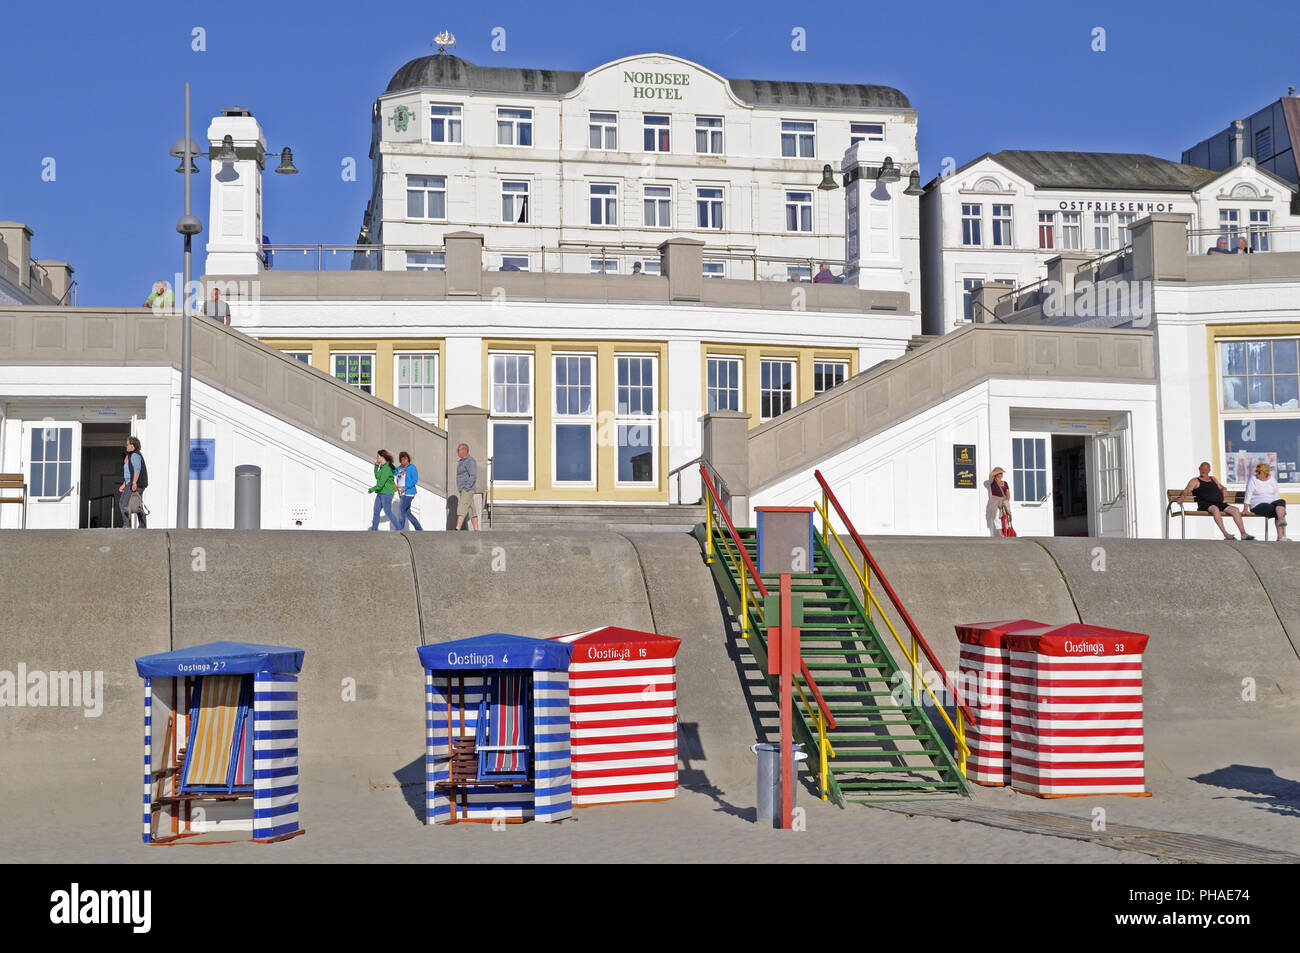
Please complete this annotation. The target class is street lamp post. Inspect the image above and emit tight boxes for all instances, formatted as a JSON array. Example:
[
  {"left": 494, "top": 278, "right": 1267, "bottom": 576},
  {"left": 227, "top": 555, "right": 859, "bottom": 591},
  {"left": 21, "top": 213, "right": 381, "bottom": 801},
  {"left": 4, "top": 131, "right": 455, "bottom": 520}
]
[
  {"left": 176, "top": 83, "right": 203, "bottom": 529},
  {"left": 169, "top": 88, "right": 296, "bottom": 529}
]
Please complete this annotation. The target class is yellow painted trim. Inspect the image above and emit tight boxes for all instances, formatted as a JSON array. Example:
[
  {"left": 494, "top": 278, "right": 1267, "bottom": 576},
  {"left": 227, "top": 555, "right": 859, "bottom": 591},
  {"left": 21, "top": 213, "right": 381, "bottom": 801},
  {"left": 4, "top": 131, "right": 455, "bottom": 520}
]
[
  {"left": 1205, "top": 322, "right": 1300, "bottom": 499},
  {"left": 261, "top": 338, "right": 446, "bottom": 426},
  {"left": 481, "top": 338, "right": 670, "bottom": 501},
  {"left": 701, "top": 343, "right": 856, "bottom": 429}
]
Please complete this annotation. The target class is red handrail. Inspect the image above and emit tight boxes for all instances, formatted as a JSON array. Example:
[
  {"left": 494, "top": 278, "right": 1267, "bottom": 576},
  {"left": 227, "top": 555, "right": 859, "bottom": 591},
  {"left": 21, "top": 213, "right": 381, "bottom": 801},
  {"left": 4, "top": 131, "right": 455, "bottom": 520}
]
[
  {"left": 700, "top": 466, "right": 836, "bottom": 730},
  {"left": 814, "top": 469, "right": 975, "bottom": 726}
]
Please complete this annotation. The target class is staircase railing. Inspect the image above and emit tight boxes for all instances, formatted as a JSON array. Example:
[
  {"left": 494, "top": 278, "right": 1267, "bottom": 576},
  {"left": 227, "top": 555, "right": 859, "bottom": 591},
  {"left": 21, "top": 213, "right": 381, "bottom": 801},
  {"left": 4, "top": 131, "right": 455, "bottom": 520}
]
[
  {"left": 812, "top": 469, "right": 972, "bottom": 777},
  {"left": 700, "top": 465, "right": 840, "bottom": 800}
]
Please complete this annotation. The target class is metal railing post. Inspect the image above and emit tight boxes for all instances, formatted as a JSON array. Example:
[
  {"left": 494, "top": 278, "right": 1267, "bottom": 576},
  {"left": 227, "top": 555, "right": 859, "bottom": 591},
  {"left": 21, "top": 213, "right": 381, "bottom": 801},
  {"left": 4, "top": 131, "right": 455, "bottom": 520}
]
[
  {"left": 740, "top": 570, "right": 749, "bottom": 637},
  {"left": 705, "top": 493, "right": 714, "bottom": 564}
]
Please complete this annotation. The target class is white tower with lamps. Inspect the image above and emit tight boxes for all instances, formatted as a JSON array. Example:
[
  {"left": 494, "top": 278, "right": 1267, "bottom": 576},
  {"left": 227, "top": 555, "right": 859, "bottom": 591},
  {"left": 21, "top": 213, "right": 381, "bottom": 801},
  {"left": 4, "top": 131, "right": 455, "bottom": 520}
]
[{"left": 204, "top": 107, "right": 267, "bottom": 276}]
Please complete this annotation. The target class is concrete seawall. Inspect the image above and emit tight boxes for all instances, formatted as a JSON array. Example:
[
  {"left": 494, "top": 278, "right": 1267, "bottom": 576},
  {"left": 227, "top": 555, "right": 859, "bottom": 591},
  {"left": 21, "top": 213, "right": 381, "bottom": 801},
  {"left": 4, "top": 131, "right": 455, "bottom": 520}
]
[{"left": 2, "top": 530, "right": 1297, "bottom": 849}]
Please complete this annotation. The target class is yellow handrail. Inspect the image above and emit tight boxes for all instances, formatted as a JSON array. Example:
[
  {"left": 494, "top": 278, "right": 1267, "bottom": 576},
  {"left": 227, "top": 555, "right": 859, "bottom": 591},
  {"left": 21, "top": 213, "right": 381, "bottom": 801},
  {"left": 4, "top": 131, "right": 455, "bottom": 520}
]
[
  {"left": 795, "top": 681, "right": 835, "bottom": 800},
  {"left": 813, "top": 499, "right": 970, "bottom": 765}
]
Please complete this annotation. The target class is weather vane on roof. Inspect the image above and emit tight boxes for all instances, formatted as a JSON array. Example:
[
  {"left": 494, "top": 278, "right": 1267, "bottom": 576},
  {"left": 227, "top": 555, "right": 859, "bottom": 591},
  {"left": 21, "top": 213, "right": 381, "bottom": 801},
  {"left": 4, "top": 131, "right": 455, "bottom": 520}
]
[{"left": 433, "top": 30, "right": 456, "bottom": 54}]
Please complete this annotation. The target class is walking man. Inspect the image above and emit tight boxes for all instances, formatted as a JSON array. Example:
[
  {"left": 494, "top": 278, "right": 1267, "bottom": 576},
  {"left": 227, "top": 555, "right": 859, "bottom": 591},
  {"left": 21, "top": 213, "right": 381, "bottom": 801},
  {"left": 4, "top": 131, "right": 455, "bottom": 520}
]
[{"left": 455, "top": 442, "right": 479, "bottom": 531}]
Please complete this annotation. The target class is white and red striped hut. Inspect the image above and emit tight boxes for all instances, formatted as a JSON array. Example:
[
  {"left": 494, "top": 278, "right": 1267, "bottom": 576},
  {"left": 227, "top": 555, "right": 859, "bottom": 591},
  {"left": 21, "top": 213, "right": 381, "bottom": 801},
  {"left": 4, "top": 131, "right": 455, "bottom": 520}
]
[{"left": 550, "top": 626, "right": 681, "bottom": 807}]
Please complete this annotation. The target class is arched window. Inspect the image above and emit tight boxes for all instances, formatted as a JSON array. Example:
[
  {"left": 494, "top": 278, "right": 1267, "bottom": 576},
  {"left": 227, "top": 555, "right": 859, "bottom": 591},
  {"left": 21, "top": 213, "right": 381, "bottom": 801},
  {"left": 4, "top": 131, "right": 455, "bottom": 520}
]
[
  {"left": 973, "top": 176, "right": 1003, "bottom": 192},
  {"left": 1230, "top": 182, "right": 1260, "bottom": 199}
]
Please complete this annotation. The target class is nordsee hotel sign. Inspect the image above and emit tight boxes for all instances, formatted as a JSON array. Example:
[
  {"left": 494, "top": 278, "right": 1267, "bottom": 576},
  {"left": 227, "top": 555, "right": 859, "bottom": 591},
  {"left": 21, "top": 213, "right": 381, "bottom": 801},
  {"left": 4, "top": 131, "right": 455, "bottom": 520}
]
[{"left": 624, "top": 69, "right": 691, "bottom": 99}]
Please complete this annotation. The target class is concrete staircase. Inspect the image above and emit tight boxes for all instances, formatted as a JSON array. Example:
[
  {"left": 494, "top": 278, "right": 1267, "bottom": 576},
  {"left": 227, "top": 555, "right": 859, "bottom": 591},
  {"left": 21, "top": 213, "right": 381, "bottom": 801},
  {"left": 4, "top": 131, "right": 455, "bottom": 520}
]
[{"left": 487, "top": 502, "right": 706, "bottom": 533}]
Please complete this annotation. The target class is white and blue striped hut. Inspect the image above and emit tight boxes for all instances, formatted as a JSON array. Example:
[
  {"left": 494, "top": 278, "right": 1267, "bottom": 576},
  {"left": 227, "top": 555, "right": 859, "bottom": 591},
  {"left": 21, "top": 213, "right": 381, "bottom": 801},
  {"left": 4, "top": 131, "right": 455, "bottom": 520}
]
[
  {"left": 418, "top": 634, "right": 574, "bottom": 825},
  {"left": 135, "top": 641, "right": 305, "bottom": 845}
]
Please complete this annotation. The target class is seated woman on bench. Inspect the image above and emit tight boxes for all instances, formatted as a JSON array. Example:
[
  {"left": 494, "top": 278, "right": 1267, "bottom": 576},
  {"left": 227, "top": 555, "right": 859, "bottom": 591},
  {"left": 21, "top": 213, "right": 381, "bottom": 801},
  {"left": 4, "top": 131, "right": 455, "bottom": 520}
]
[
  {"left": 1176, "top": 462, "right": 1253, "bottom": 540},
  {"left": 1244, "top": 461, "right": 1290, "bottom": 542}
]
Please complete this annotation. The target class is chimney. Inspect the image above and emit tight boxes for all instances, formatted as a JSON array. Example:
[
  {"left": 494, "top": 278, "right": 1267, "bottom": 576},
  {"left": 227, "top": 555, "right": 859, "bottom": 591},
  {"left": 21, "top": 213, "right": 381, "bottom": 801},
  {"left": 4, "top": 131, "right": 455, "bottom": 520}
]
[
  {"left": 1231, "top": 120, "right": 1245, "bottom": 164},
  {"left": 0, "top": 221, "right": 33, "bottom": 291},
  {"left": 36, "top": 260, "right": 75, "bottom": 304}
]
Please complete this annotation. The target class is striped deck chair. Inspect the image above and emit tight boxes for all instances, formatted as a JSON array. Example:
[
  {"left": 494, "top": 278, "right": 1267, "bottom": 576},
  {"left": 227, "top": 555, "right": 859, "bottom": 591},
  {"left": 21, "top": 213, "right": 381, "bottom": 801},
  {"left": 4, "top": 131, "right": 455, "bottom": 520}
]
[
  {"left": 476, "top": 673, "right": 530, "bottom": 781},
  {"left": 181, "top": 675, "right": 254, "bottom": 793}
]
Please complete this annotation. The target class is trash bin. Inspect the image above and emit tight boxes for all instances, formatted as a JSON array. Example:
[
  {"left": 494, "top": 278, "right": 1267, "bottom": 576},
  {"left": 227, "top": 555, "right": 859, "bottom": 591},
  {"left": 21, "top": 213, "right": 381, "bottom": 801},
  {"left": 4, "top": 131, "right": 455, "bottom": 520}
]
[
  {"left": 954, "top": 620, "right": 1050, "bottom": 786},
  {"left": 752, "top": 742, "right": 809, "bottom": 826},
  {"left": 1005, "top": 622, "right": 1150, "bottom": 797}
]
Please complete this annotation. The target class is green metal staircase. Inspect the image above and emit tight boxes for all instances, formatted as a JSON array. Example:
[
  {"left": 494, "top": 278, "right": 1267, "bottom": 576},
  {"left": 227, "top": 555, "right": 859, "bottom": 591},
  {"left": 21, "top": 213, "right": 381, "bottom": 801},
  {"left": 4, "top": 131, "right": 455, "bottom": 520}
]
[{"left": 701, "top": 524, "right": 969, "bottom": 805}]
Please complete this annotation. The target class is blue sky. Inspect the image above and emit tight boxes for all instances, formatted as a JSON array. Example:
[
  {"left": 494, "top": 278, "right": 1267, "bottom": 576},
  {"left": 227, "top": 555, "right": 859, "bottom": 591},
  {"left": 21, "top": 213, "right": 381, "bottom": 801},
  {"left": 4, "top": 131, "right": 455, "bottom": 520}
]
[{"left": 2, "top": 0, "right": 1297, "bottom": 304}]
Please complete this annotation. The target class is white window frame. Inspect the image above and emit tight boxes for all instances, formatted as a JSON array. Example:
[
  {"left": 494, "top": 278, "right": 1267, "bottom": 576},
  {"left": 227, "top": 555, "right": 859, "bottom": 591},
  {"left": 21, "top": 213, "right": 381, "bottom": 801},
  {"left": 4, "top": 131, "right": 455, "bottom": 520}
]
[
  {"left": 813, "top": 359, "right": 849, "bottom": 395},
  {"left": 643, "top": 184, "right": 673, "bottom": 229},
  {"left": 850, "top": 121, "right": 884, "bottom": 144},
  {"left": 695, "top": 116, "right": 723, "bottom": 155},
  {"left": 636, "top": 259, "right": 661, "bottom": 276},
  {"left": 1116, "top": 212, "right": 1137, "bottom": 247},
  {"left": 785, "top": 190, "right": 813, "bottom": 233},
  {"left": 590, "top": 258, "right": 620, "bottom": 274},
  {"left": 430, "top": 104, "right": 463, "bottom": 144},
  {"left": 643, "top": 114, "right": 670, "bottom": 153},
  {"left": 1250, "top": 209, "right": 1271, "bottom": 252},
  {"left": 991, "top": 204, "right": 1013, "bottom": 247},
  {"left": 1094, "top": 212, "right": 1113, "bottom": 251},
  {"left": 787, "top": 264, "right": 811, "bottom": 282},
  {"left": 406, "top": 175, "right": 447, "bottom": 221},
  {"left": 552, "top": 353, "right": 597, "bottom": 487},
  {"left": 961, "top": 276, "right": 985, "bottom": 323},
  {"left": 282, "top": 350, "right": 312, "bottom": 367},
  {"left": 1012, "top": 436, "right": 1049, "bottom": 503},
  {"left": 615, "top": 354, "right": 659, "bottom": 487},
  {"left": 961, "top": 203, "right": 982, "bottom": 246},
  {"left": 702, "top": 260, "right": 726, "bottom": 279},
  {"left": 1038, "top": 211, "right": 1056, "bottom": 250},
  {"left": 406, "top": 251, "right": 446, "bottom": 272},
  {"left": 780, "top": 120, "right": 816, "bottom": 158},
  {"left": 499, "top": 255, "right": 530, "bottom": 272},
  {"left": 332, "top": 352, "right": 376, "bottom": 395},
  {"left": 1061, "top": 212, "right": 1081, "bottom": 251},
  {"left": 489, "top": 352, "right": 534, "bottom": 486},
  {"left": 588, "top": 111, "right": 617, "bottom": 150},
  {"left": 759, "top": 357, "right": 797, "bottom": 422},
  {"left": 589, "top": 182, "right": 618, "bottom": 227},
  {"left": 696, "top": 186, "right": 724, "bottom": 230},
  {"left": 707, "top": 355, "right": 743, "bottom": 413},
  {"left": 496, "top": 107, "right": 533, "bottom": 147},
  {"left": 394, "top": 352, "right": 440, "bottom": 422},
  {"left": 501, "top": 180, "right": 529, "bottom": 224}
]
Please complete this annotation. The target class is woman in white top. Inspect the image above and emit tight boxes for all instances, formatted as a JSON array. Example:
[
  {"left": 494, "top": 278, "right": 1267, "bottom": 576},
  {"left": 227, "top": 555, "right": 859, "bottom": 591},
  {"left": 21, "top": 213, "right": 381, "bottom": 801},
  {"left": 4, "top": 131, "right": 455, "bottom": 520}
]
[{"left": 1243, "top": 461, "right": 1289, "bottom": 541}]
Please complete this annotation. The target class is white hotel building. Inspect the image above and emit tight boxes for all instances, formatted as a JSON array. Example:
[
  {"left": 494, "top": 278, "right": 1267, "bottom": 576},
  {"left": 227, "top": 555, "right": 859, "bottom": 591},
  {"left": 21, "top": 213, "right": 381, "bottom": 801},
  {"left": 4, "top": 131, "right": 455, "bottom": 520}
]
[
  {"left": 347, "top": 51, "right": 920, "bottom": 303},
  {"left": 920, "top": 151, "right": 1300, "bottom": 335}
]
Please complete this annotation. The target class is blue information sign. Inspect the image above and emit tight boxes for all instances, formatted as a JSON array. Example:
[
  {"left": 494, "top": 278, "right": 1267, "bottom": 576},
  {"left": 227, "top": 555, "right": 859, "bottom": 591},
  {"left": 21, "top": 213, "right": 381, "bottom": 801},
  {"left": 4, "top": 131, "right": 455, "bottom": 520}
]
[{"left": 189, "top": 438, "right": 215, "bottom": 481}]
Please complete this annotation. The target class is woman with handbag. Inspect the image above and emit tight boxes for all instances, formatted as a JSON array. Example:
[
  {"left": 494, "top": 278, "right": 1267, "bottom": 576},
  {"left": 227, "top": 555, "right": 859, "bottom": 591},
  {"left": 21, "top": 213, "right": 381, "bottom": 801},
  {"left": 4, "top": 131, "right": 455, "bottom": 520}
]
[
  {"left": 987, "top": 466, "right": 1014, "bottom": 537},
  {"left": 117, "top": 436, "right": 149, "bottom": 528}
]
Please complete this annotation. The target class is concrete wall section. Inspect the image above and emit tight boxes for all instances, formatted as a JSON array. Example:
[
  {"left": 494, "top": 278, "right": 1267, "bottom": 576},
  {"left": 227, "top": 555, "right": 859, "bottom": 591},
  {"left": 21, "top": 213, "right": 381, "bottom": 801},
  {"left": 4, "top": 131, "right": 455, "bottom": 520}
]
[
  {"left": 1035, "top": 537, "right": 1300, "bottom": 716},
  {"left": 0, "top": 531, "right": 171, "bottom": 822}
]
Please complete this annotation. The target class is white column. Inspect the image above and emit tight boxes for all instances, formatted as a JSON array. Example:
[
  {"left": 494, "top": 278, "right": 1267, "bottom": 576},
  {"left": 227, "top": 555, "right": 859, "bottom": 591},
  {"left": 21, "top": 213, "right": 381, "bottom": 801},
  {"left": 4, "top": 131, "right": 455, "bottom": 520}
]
[{"left": 204, "top": 110, "right": 267, "bottom": 276}]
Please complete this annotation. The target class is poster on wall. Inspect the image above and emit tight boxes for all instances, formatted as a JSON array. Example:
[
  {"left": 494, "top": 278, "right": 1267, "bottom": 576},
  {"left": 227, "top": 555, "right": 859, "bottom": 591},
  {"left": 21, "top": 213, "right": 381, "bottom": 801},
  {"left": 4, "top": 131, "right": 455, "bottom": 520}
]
[
  {"left": 1222, "top": 418, "right": 1300, "bottom": 483},
  {"left": 953, "top": 444, "right": 977, "bottom": 489}
]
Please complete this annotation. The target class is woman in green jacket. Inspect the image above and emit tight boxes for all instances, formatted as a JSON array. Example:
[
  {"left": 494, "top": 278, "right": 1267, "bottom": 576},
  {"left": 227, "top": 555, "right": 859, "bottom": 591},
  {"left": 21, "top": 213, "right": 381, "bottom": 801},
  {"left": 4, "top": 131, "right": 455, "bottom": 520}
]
[{"left": 368, "top": 449, "right": 399, "bottom": 530}]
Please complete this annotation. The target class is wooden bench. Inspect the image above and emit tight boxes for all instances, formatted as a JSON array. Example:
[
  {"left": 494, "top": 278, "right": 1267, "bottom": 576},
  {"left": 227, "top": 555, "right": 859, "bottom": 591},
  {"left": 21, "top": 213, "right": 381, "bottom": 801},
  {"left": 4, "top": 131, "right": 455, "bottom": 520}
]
[
  {"left": 0, "top": 474, "right": 27, "bottom": 529},
  {"left": 1166, "top": 489, "right": 1272, "bottom": 540}
]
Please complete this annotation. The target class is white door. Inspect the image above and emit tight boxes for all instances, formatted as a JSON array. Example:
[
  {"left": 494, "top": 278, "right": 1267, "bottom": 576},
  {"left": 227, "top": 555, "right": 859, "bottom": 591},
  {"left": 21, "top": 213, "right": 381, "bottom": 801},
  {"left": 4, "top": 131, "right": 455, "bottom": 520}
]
[
  {"left": 1093, "top": 430, "right": 1128, "bottom": 538},
  {"left": 1009, "top": 433, "right": 1053, "bottom": 536},
  {"left": 22, "top": 421, "right": 82, "bottom": 529}
]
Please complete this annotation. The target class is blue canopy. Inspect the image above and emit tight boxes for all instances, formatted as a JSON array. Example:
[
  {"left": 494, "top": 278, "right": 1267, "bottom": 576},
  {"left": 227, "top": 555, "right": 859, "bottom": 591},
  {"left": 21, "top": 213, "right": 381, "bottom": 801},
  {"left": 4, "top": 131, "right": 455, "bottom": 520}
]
[
  {"left": 418, "top": 633, "right": 573, "bottom": 673},
  {"left": 136, "top": 641, "right": 306, "bottom": 678}
]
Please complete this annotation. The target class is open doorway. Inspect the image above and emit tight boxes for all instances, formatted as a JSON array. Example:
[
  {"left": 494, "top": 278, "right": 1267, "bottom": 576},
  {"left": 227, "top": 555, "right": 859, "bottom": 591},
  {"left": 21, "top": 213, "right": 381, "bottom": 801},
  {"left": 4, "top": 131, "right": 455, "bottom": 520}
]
[
  {"left": 81, "top": 422, "right": 132, "bottom": 527},
  {"left": 1052, "top": 435, "right": 1089, "bottom": 536}
]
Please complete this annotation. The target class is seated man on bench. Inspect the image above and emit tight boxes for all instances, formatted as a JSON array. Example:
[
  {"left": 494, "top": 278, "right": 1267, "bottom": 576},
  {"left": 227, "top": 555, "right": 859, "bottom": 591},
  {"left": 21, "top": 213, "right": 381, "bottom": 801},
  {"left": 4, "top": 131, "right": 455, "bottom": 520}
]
[{"left": 1176, "top": 462, "right": 1253, "bottom": 540}]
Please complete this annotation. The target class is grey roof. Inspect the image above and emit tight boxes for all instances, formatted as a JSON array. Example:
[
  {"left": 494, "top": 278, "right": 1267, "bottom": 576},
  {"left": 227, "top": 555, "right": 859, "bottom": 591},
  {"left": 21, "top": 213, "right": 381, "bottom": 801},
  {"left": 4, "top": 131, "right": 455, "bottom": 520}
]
[
  {"left": 386, "top": 55, "right": 584, "bottom": 96},
  {"left": 991, "top": 151, "right": 1218, "bottom": 191},
  {"left": 385, "top": 54, "right": 910, "bottom": 108}
]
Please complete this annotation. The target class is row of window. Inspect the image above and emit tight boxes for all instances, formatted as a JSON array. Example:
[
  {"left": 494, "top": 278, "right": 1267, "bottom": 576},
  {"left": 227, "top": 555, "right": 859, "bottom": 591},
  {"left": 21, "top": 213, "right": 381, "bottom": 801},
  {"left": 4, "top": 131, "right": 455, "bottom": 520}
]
[
  {"left": 425, "top": 103, "right": 886, "bottom": 157},
  {"left": 310, "top": 350, "right": 850, "bottom": 485},
  {"left": 405, "top": 175, "right": 819, "bottom": 232},
  {"left": 961, "top": 204, "right": 1275, "bottom": 253},
  {"left": 406, "top": 251, "right": 815, "bottom": 282}
]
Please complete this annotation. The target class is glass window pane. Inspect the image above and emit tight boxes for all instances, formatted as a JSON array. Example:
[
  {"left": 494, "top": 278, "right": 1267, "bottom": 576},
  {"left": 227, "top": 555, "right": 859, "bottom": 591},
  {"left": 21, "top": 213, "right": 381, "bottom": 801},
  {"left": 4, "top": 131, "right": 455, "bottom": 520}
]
[
  {"left": 1247, "top": 342, "right": 1271, "bottom": 375},
  {"left": 1223, "top": 377, "right": 1247, "bottom": 409},
  {"left": 1222, "top": 341, "right": 1246, "bottom": 375},
  {"left": 1014, "top": 472, "right": 1026, "bottom": 502},
  {"left": 1036, "top": 472, "right": 1046, "bottom": 502},
  {"left": 492, "top": 423, "right": 530, "bottom": 482},
  {"left": 617, "top": 426, "right": 654, "bottom": 482},
  {"left": 1013, "top": 440, "right": 1023, "bottom": 469},
  {"left": 555, "top": 424, "right": 592, "bottom": 482},
  {"left": 407, "top": 192, "right": 423, "bottom": 218},
  {"left": 1274, "top": 375, "right": 1299, "bottom": 410},
  {"left": 1272, "top": 340, "right": 1298, "bottom": 375},
  {"left": 1249, "top": 377, "right": 1274, "bottom": 408}
]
